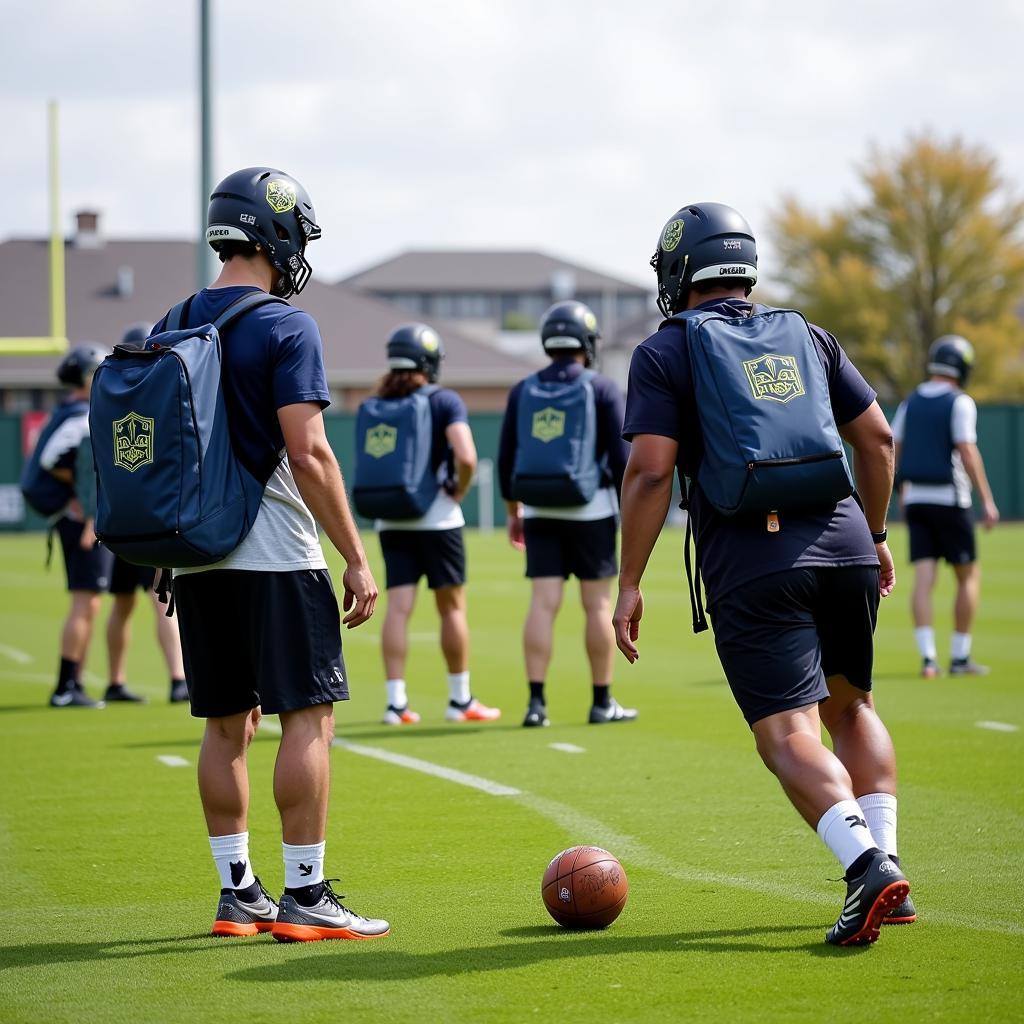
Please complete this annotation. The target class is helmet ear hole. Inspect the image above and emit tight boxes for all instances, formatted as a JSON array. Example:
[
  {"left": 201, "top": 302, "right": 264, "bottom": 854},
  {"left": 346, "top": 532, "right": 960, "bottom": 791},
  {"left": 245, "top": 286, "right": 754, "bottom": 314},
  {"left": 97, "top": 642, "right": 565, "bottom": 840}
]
[
  {"left": 274, "top": 222, "right": 290, "bottom": 241},
  {"left": 668, "top": 259, "right": 681, "bottom": 278}
]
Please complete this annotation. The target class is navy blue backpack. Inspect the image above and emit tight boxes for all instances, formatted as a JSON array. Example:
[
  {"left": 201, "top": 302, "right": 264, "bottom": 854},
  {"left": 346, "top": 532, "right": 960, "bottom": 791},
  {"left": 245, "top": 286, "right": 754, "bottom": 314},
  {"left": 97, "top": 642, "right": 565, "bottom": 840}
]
[
  {"left": 668, "top": 305, "right": 854, "bottom": 518},
  {"left": 20, "top": 399, "right": 88, "bottom": 517},
  {"left": 511, "top": 370, "right": 599, "bottom": 507},
  {"left": 90, "top": 292, "right": 283, "bottom": 568},
  {"left": 352, "top": 386, "right": 439, "bottom": 519}
]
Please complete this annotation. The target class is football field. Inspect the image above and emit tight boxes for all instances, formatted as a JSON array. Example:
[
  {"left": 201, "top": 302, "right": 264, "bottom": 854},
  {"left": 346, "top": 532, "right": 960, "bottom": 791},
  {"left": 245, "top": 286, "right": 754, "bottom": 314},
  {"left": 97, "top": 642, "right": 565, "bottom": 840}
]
[{"left": 1, "top": 525, "right": 1022, "bottom": 1023}]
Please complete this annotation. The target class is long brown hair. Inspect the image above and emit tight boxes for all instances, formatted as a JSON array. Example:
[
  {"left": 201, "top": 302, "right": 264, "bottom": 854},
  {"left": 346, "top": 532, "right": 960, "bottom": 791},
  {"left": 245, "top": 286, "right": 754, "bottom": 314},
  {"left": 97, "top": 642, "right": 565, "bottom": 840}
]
[{"left": 376, "top": 370, "right": 428, "bottom": 399}]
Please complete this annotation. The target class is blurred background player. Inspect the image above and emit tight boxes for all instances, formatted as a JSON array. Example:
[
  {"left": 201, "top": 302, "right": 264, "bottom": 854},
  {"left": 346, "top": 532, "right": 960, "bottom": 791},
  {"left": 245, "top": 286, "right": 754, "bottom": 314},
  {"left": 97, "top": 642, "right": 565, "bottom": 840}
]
[
  {"left": 498, "top": 301, "right": 634, "bottom": 728},
  {"left": 74, "top": 322, "right": 189, "bottom": 704},
  {"left": 356, "top": 324, "right": 500, "bottom": 725},
  {"left": 24, "top": 345, "right": 112, "bottom": 707},
  {"left": 892, "top": 335, "right": 1000, "bottom": 678}
]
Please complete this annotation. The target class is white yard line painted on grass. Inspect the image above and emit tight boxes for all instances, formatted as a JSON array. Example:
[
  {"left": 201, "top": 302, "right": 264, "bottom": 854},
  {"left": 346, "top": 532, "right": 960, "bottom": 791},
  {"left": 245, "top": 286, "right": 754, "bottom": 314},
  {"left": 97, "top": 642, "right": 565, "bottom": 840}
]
[
  {"left": 157, "top": 755, "right": 189, "bottom": 767},
  {"left": 0, "top": 643, "right": 32, "bottom": 664},
  {"left": 548, "top": 743, "right": 586, "bottom": 754},
  {"left": 256, "top": 720, "right": 1023, "bottom": 936},
  {"left": 976, "top": 720, "right": 1019, "bottom": 733}
]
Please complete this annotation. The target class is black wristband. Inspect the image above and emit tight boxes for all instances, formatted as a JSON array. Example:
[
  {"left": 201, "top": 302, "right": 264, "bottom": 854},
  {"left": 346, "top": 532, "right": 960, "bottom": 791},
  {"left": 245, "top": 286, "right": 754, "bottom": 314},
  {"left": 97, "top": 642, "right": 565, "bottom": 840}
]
[{"left": 871, "top": 529, "right": 888, "bottom": 544}]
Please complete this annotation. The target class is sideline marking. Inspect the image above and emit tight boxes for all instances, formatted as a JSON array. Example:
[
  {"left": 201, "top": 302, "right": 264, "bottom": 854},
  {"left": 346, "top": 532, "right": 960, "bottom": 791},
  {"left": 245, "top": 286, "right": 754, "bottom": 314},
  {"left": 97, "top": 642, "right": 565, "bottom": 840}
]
[
  {"left": 976, "top": 720, "right": 1019, "bottom": 733},
  {"left": 0, "top": 644, "right": 32, "bottom": 665},
  {"left": 549, "top": 742, "right": 586, "bottom": 754},
  {"left": 157, "top": 755, "right": 189, "bottom": 768},
  {"left": 255, "top": 722, "right": 1022, "bottom": 935}
]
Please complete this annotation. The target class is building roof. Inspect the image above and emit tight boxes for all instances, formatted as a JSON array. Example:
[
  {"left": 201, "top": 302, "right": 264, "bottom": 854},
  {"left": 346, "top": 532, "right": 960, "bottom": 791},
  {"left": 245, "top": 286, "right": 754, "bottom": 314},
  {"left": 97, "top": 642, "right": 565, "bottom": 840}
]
[
  {"left": 0, "top": 237, "right": 537, "bottom": 388},
  {"left": 341, "top": 249, "right": 649, "bottom": 295}
]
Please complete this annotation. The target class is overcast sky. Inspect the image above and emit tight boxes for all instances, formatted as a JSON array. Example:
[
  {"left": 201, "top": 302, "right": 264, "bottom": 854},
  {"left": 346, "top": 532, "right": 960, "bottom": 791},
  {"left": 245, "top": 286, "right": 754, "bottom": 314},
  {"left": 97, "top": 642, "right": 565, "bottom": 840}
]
[{"left": 1, "top": 0, "right": 1022, "bottom": 290}]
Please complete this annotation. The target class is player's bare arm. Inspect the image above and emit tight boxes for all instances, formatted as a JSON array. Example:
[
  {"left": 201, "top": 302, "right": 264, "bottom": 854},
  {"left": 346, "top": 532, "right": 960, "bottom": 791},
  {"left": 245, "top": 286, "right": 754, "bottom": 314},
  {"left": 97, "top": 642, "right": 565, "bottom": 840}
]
[
  {"left": 614, "top": 432, "right": 678, "bottom": 662},
  {"left": 505, "top": 500, "right": 525, "bottom": 550},
  {"left": 445, "top": 421, "right": 477, "bottom": 502},
  {"left": 279, "top": 400, "right": 378, "bottom": 627},
  {"left": 956, "top": 441, "right": 1000, "bottom": 528},
  {"left": 839, "top": 401, "right": 897, "bottom": 597}
]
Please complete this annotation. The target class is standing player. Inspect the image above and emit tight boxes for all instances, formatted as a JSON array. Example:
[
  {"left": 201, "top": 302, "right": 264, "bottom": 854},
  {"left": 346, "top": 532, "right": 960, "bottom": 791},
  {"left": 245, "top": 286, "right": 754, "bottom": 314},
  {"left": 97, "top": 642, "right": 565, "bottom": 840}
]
[
  {"left": 892, "top": 335, "right": 999, "bottom": 678},
  {"left": 75, "top": 322, "right": 188, "bottom": 704},
  {"left": 498, "top": 301, "right": 634, "bottom": 728},
  {"left": 159, "top": 167, "right": 387, "bottom": 941},
  {"left": 614, "top": 202, "right": 912, "bottom": 945},
  {"left": 360, "top": 324, "right": 500, "bottom": 725},
  {"left": 23, "top": 346, "right": 112, "bottom": 708}
]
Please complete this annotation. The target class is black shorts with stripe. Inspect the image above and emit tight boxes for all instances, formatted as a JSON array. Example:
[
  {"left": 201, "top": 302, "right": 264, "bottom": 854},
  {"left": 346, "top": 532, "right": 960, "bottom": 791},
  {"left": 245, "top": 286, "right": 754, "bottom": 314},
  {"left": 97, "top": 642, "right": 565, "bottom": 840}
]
[{"left": 173, "top": 568, "right": 348, "bottom": 718}]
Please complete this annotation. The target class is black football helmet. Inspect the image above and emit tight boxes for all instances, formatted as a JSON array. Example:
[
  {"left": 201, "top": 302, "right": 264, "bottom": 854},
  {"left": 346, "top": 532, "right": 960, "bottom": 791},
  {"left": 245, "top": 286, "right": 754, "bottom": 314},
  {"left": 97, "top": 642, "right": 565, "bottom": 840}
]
[
  {"left": 540, "top": 300, "right": 601, "bottom": 367},
  {"left": 206, "top": 167, "right": 321, "bottom": 298},
  {"left": 650, "top": 202, "right": 758, "bottom": 317},
  {"left": 120, "top": 322, "right": 153, "bottom": 350},
  {"left": 56, "top": 344, "right": 108, "bottom": 387},
  {"left": 386, "top": 324, "right": 445, "bottom": 382},
  {"left": 927, "top": 335, "right": 975, "bottom": 385}
]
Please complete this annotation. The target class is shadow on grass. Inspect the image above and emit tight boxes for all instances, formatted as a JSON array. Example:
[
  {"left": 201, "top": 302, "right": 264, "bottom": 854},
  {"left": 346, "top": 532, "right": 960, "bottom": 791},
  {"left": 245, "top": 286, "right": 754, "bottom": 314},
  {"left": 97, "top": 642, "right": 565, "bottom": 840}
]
[{"left": 0, "top": 934, "right": 245, "bottom": 971}]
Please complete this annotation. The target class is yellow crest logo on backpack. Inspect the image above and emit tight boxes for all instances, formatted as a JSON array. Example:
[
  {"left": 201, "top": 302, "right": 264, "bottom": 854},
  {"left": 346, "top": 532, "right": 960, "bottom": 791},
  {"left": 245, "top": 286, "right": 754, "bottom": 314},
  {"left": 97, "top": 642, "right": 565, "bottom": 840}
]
[
  {"left": 365, "top": 423, "right": 397, "bottom": 459},
  {"left": 742, "top": 354, "right": 805, "bottom": 404},
  {"left": 112, "top": 412, "right": 154, "bottom": 472},
  {"left": 531, "top": 407, "right": 565, "bottom": 443}
]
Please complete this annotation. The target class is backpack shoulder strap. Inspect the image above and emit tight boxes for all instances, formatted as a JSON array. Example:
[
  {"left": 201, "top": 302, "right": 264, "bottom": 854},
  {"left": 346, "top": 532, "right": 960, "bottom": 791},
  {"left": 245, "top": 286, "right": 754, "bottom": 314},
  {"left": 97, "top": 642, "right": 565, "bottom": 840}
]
[
  {"left": 212, "top": 292, "right": 287, "bottom": 334},
  {"left": 418, "top": 384, "right": 441, "bottom": 397},
  {"left": 166, "top": 296, "right": 193, "bottom": 332}
]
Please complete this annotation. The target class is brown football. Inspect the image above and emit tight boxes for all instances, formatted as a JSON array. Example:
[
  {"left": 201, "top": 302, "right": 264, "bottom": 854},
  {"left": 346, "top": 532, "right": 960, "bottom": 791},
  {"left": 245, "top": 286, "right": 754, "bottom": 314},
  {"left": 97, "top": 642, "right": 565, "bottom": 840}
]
[{"left": 541, "top": 846, "right": 628, "bottom": 929}]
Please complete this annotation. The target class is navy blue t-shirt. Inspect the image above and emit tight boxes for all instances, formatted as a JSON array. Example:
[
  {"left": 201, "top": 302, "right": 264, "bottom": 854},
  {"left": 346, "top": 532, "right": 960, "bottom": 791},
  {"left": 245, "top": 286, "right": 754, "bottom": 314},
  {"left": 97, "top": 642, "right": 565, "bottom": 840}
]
[
  {"left": 427, "top": 387, "right": 469, "bottom": 484},
  {"left": 623, "top": 298, "right": 878, "bottom": 603},
  {"left": 155, "top": 286, "right": 330, "bottom": 480},
  {"left": 497, "top": 358, "right": 628, "bottom": 500}
]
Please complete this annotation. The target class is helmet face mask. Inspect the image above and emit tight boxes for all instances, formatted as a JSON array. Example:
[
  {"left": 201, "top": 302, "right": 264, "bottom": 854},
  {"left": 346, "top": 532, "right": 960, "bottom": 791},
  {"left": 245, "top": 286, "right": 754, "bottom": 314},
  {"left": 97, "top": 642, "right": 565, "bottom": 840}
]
[
  {"left": 386, "top": 324, "right": 445, "bottom": 383},
  {"left": 927, "top": 334, "right": 975, "bottom": 386},
  {"left": 206, "top": 167, "right": 321, "bottom": 298},
  {"left": 651, "top": 203, "right": 758, "bottom": 317},
  {"left": 540, "top": 300, "right": 601, "bottom": 368}
]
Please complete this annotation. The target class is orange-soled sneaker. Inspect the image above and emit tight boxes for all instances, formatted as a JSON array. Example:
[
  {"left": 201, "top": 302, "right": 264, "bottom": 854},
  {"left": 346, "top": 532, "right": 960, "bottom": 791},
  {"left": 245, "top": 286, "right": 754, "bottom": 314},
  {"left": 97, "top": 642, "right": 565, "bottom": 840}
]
[
  {"left": 884, "top": 891, "right": 917, "bottom": 924},
  {"left": 825, "top": 852, "right": 910, "bottom": 946},
  {"left": 211, "top": 878, "right": 278, "bottom": 937},
  {"left": 272, "top": 880, "right": 390, "bottom": 942},
  {"left": 444, "top": 698, "right": 501, "bottom": 722},
  {"left": 382, "top": 704, "right": 421, "bottom": 725}
]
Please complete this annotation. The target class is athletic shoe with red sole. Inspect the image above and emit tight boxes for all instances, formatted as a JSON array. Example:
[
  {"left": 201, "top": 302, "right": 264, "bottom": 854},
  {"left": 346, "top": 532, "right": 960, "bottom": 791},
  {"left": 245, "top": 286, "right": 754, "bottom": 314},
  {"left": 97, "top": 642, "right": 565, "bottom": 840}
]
[
  {"left": 884, "top": 891, "right": 918, "bottom": 924},
  {"left": 272, "top": 880, "right": 390, "bottom": 942},
  {"left": 445, "top": 698, "right": 501, "bottom": 722},
  {"left": 211, "top": 878, "right": 278, "bottom": 937},
  {"left": 382, "top": 704, "right": 421, "bottom": 725},
  {"left": 826, "top": 851, "right": 910, "bottom": 946}
]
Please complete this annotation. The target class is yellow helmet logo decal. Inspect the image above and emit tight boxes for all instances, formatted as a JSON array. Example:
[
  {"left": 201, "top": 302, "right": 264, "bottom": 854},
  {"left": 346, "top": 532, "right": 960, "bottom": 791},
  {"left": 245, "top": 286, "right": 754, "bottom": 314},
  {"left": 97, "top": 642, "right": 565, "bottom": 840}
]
[
  {"left": 583, "top": 311, "right": 598, "bottom": 332},
  {"left": 112, "top": 411, "right": 155, "bottom": 472},
  {"left": 661, "top": 219, "right": 684, "bottom": 253},
  {"left": 365, "top": 423, "right": 397, "bottom": 459},
  {"left": 421, "top": 329, "right": 440, "bottom": 353},
  {"left": 743, "top": 354, "right": 806, "bottom": 404},
  {"left": 266, "top": 179, "right": 297, "bottom": 214},
  {"left": 531, "top": 407, "right": 565, "bottom": 443}
]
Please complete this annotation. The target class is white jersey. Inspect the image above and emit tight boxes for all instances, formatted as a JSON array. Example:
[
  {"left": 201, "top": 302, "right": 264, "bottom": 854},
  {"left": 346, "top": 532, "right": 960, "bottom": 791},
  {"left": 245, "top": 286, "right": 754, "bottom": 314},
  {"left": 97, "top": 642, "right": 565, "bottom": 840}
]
[{"left": 892, "top": 381, "right": 976, "bottom": 509}]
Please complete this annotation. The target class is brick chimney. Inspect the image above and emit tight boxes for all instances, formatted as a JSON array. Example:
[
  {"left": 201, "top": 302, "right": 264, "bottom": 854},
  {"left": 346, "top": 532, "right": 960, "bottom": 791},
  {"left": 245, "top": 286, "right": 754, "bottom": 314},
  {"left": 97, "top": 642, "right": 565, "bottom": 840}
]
[{"left": 74, "top": 209, "right": 101, "bottom": 248}]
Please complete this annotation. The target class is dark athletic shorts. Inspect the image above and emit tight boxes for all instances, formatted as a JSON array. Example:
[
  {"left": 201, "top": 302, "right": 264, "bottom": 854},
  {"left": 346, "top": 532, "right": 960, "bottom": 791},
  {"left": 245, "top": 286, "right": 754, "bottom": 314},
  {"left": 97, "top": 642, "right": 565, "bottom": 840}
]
[
  {"left": 109, "top": 556, "right": 157, "bottom": 595},
  {"left": 905, "top": 503, "right": 976, "bottom": 565},
  {"left": 709, "top": 566, "right": 880, "bottom": 727},
  {"left": 56, "top": 516, "right": 114, "bottom": 592},
  {"left": 173, "top": 568, "right": 348, "bottom": 718},
  {"left": 524, "top": 516, "right": 617, "bottom": 580},
  {"left": 379, "top": 528, "right": 466, "bottom": 590}
]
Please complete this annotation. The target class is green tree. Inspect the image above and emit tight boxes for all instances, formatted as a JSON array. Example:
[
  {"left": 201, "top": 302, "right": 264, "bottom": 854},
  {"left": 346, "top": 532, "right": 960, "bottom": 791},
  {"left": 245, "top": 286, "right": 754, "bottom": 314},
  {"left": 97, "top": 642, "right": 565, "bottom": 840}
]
[{"left": 770, "top": 135, "right": 1024, "bottom": 400}]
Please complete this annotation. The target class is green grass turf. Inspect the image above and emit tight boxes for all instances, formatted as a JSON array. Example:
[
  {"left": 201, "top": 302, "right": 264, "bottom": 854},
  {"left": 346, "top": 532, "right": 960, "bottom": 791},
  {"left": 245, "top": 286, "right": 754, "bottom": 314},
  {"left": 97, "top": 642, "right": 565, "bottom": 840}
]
[{"left": 0, "top": 525, "right": 1021, "bottom": 1023}]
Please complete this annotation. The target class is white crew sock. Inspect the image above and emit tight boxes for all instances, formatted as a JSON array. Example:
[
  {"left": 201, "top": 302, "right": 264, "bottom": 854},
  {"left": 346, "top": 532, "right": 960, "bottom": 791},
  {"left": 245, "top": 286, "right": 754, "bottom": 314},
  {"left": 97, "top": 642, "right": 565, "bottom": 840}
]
[
  {"left": 283, "top": 840, "right": 325, "bottom": 889},
  {"left": 914, "top": 627, "right": 937, "bottom": 661},
  {"left": 815, "top": 800, "right": 878, "bottom": 871},
  {"left": 209, "top": 831, "right": 256, "bottom": 891},
  {"left": 386, "top": 678, "right": 408, "bottom": 709},
  {"left": 951, "top": 632, "right": 972, "bottom": 661},
  {"left": 859, "top": 792, "right": 898, "bottom": 859},
  {"left": 448, "top": 671, "right": 471, "bottom": 706}
]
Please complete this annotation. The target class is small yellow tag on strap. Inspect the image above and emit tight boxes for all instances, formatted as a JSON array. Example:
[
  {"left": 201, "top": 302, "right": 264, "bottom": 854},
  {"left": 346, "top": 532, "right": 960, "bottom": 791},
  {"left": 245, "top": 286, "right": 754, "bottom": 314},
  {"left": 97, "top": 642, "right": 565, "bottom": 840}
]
[{"left": 767, "top": 512, "right": 780, "bottom": 533}]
